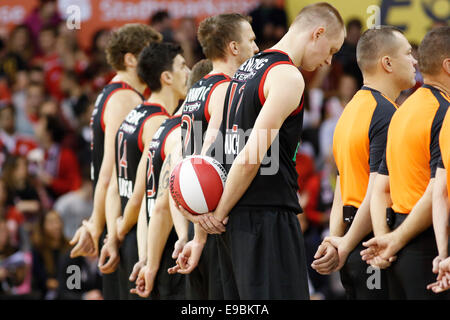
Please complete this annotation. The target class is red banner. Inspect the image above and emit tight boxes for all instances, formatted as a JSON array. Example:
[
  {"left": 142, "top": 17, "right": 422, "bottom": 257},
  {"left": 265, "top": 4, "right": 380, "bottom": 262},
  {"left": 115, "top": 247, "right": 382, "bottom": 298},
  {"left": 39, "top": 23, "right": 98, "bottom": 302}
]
[{"left": 0, "top": 0, "right": 269, "bottom": 50}]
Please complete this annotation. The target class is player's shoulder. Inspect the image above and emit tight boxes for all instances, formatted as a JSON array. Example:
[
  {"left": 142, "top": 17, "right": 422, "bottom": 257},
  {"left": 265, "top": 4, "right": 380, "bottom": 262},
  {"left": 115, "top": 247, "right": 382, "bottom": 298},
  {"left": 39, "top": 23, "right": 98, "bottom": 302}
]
[
  {"left": 268, "top": 64, "right": 304, "bottom": 86},
  {"left": 108, "top": 88, "right": 143, "bottom": 108}
]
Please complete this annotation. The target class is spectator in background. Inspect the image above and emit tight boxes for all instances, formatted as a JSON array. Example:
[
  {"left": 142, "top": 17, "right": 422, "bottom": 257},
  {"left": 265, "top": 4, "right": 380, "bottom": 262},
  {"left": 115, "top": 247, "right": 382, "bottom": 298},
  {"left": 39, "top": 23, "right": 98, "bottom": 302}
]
[
  {"left": 174, "top": 17, "right": 204, "bottom": 68},
  {"left": 24, "top": 0, "right": 62, "bottom": 55},
  {"left": 0, "top": 104, "right": 37, "bottom": 171},
  {"left": 56, "top": 22, "right": 89, "bottom": 75},
  {"left": 31, "top": 210, "right": 69, "bottom": 300},
  {"left": 2, "top": 156, "right": 41, "bottom": 225},
  {"left": 54, "top": 165, "right": 93, "bottom": 241},
  {"left": 16, "top": 82, "right": 45, "bottom": 137},
  {"left": 0, "top": 218, "right": 28, "bottom": 298},
  {"left": 33, "top": 25, "right": 64, "bottom": 101},
  {"left": 150, "top": 10, "right": 175, "bottom": 43},
  {"left": 0, "top": 25, "right": 33, "bottom": 85},
  {"left": 85, "top": 29, "right": 113, "bottom": 91},
  {"left": 249, "top": 0, "right": 288, "bottom": 50},
  {"left": 60, "top": 71, "right": 90, "bottom": 131},
  {"left": 334, "top": 18, "right": 363, "bottom": 87},
  {"left": 33, "top": 115, "right": 81, "bottom": 200}
]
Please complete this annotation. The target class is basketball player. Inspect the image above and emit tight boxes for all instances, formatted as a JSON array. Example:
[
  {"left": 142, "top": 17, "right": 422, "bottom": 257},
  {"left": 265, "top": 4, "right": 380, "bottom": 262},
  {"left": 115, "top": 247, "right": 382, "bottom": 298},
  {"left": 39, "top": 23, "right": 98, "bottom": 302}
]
[
  {"left": 127, "top": 59, "right": 213, "bottom": 289},
  {"left": 311, "top": 27, "right": 417, "bottom": 300},
  {"left": 177, "top": 3, "right": 345, "bottom": 299},
  {"left": 361, "top": 27, "right": 450, "bottom": 299},
  {"left": 69, "top": 24, "right": 162, "bottom": 300},
  {"left": 98, "top": 42, "right": 189, "bottom": 299}
]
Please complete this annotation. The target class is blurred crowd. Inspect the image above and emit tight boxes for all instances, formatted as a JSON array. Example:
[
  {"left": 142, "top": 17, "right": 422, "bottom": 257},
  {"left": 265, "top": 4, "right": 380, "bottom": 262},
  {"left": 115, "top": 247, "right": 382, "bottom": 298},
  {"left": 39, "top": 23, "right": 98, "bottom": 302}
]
[{"left": 0, "top": 0, "right": 432, "bottom": 300}]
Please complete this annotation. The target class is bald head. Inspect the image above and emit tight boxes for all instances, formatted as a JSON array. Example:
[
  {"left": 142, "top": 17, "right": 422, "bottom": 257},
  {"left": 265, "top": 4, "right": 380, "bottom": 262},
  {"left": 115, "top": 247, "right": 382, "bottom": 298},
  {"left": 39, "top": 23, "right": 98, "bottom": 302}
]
[
  {"left": 356, "top": 26, "right": 405, "bottom": 74},
  {"left": 291, "top": 2, "right": 345, "bottom": 37}
]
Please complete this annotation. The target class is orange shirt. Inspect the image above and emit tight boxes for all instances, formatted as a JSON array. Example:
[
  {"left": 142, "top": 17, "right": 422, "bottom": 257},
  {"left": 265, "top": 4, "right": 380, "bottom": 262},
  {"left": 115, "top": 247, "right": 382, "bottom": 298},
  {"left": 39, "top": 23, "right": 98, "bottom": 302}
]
[
  {"left": 379, "top": 85, "right": 450, "bottom": 214},
  {"left": 333, "top": 86, "right": 397, "bottom": 208},
  {"left": 438, "top": 95, "right": 450, "bottom": 196}
]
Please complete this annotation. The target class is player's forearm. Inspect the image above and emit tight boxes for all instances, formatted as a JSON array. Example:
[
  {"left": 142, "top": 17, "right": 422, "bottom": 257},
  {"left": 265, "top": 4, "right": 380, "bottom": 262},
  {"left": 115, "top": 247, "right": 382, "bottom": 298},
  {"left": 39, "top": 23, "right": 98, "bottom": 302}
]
[
  {"left": 146, "top": 207, "right": 173, "bottom": 271},
  {"left": 169, "top": 196, "right": 189, "bottom": 243},
  {"left": 393, "top": 180, "right": 434, "bottom": 249},
  {"left": 137, "top": 198, "right": 148, "bottom": 261},
  {"left": 214, "top": 159, "right": 260, "bottom": 221},
  {"left": 105, "top": 180, "right": 121, "bottom": 239},
  {"left": 193, "top": 223, "right": 207, "bottom": 244}
]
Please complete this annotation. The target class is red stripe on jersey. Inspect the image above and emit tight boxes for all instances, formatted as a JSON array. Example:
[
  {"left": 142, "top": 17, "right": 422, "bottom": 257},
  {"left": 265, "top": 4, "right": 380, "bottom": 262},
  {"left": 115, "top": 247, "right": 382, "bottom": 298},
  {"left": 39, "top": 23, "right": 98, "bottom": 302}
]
[
  {"left": 258, "top": 61, "right": 293, "bottom": 106},
  {"left": 137, "top": 111, "right": 170, "bottom": 152},
  {"left": 204, "top": 79, "right": 230, "bottom": 123},
  {"left": 263, "top": 49, "right": 294, "bottom": 64}
]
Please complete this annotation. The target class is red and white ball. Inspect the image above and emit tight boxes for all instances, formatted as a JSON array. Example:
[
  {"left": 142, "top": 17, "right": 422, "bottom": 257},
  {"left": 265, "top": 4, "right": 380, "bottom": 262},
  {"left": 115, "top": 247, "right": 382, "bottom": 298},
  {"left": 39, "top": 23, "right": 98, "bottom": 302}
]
[{"left": 170, "top": 155, "right": 227, "bottom": 215}]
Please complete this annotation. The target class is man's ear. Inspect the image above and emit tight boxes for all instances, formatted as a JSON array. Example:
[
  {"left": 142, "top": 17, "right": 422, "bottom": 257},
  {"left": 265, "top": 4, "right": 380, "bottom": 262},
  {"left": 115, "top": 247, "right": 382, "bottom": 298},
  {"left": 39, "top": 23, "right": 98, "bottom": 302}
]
[
  {"left": 380, "top": 56, "right": 393, "bottom": 73},
  {"left": 442, "top": 58, "right": 450, "bottom": 76},
  {"left": 124, "top": 53, "right": 138, "bottom": 68},
  {"left": 228, "top": 41, "right": 239, "bottom": 56},
  {"left": 312, "top": 27, "right": 326, "bottom": 41},
  {"left": 161, "top": 70, "right": 172, "bottom": 86}
]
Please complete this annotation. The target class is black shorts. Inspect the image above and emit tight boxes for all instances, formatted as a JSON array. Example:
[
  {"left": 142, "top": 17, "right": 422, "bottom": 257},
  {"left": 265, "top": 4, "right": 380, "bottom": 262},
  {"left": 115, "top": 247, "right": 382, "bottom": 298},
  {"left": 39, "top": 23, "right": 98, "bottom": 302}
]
[
  {"left": 99, "top": 229, "right": 120, "bottom": 300},
  {"left": 118, "top": 226, "right": 142, "bottom": 300},
  {"left": 387, "top": 212, "right": 450, "bottom": 300},
  {"left": 217, "top": 207, "right": 310, "bottom": 300},
  {"left": 339, "top": 232, "right": 390, "bottom": 300},
  {"left": 149, "top": 227, "right": 185, "bottom": 300},
  {"left": 185, "top": 222, "right": 225, "bottom": 299}
]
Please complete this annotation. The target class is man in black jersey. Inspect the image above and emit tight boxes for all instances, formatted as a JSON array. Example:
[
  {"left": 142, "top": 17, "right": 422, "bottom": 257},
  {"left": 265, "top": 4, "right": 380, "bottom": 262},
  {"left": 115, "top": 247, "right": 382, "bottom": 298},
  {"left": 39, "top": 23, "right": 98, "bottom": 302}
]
[
  {"left": 69, "top": 24, "right": 162, "bottom": 300},
  {"left": 128, "top": 59, "right": 213, "bottom": 298},
  {"left": 178, "top": 3, "right": 345, "bottom": 299},
  {"left": 171, "top": 13, "right": 258, "bottom": 300},
  {"left": 103, "top": 43, "right": 189, "bottom": 299}
]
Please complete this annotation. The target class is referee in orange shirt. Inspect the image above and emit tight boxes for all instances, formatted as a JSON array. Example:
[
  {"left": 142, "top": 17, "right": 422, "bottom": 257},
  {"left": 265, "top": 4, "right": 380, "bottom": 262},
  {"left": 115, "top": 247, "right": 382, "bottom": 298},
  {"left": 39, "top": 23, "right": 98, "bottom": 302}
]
[
  {"left": 312, "top": 27, "right": 417, "bottom": 299},
  {"left": 362, "top": 27, "right": 450, "bottom": 299}
]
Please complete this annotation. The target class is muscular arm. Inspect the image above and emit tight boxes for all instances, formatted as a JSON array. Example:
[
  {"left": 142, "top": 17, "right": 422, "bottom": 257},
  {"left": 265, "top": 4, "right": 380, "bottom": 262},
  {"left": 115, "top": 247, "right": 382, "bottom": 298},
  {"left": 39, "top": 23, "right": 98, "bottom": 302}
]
[
  {"left": 214, "top": 65, "right": 304, "bottom": 221},
  {"left": 370, "top": 174, "right": 392, "bottom": 236},
  {"left": 90, "top": 91, "right": 142, "bottom": 238},
  {"left": 329, "top": 175, "right": 345, "bottom": 237},
  {"left": 201, "top": 82, "right": 228, "bottom": 155},
  {"left": 432, "top": 167, "right": 449, "bottom": 258},
  {"left": 119, "top": 115, "right": 167, "bottom": 238}
]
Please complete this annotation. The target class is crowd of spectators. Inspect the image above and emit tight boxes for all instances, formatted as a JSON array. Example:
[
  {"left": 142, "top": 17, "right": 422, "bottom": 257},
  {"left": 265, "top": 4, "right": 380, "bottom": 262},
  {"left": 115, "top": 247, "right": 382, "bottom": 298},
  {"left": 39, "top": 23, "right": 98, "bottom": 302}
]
[{"left": 0, "top": 0, "right": 428, "bottom": 300}]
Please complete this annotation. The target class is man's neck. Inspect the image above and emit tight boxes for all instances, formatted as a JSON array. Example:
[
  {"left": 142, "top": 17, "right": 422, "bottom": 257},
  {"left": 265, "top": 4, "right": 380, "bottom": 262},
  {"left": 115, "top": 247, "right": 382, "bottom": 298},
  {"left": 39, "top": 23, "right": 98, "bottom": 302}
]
[
  {"left": 211, "top": 58, "right": 241, "bottom": 78},
  {"left": 423, "top": 74, "right": 450, "bottom": 97},
  {"left": 363, "top": 77, "right": 402, "bottom": 103},
  {"left": 115, "top": 70, "right": 146, "bottom": 95},
  {"left": 148, "top": 87, "right": 180, "bottom": 116},
  {"left": 270, "top": 31, "right": 306, "bottom": 68}
]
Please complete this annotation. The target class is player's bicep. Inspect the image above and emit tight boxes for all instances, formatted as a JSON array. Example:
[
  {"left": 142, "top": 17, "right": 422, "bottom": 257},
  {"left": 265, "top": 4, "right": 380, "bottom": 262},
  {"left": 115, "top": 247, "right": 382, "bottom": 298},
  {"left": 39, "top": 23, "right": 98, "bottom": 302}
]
[{"left": 243, "top": 69, "right": 304, "bottom": 161}]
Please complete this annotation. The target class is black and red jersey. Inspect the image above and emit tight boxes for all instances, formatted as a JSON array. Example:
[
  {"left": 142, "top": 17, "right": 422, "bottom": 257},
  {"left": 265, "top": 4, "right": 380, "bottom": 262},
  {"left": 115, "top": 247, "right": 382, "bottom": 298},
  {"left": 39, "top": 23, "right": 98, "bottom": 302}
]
[
  {"left": 217, "top": 49, "right": 304, "bottom": 212},
  {"left": 90, "top": 81, "right": 144, "bottom": 189},
  {"left": 181, "top": 73, "right": 230, "bottom": 157},
  {"left": 146, "top": 115, "right": 181, "bottom": 220},
  {"left": 115, "top": 102, "right": 169, "bottom": 213}
]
